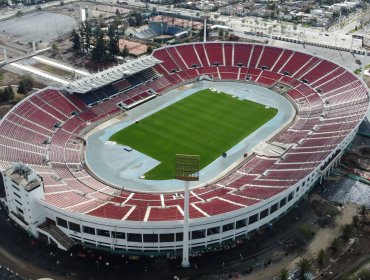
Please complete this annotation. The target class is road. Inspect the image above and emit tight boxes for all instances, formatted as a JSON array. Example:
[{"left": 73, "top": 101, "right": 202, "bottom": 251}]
[
  {"left": 240, "top": 203, "right": 359, "bottom": 280},
  {"left": 1, "top": 0, "right": 368, "bottom": 51},
  {"left": 146, "top": 3, "right": 370, "bottom": 50},
  {"left": 0, "top": 246, "right": 67, "bottom": 280}
]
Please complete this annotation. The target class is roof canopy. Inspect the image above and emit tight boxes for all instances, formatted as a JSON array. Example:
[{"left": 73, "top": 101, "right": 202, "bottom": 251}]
[{"left": 64, "top": 55, "right": 162, "bottom": 94}]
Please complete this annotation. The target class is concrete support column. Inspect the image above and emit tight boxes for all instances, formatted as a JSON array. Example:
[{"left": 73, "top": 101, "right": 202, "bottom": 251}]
[
  {"left": 181, "top": 181, "right": 190, "bottom": 268},
  {"left": 203, "top": 19, "right": 207, "bottom": 43},
  {"left": 3, "top": 49, "right": 8, "bottom": 63},
  {"left": 361, "top": 50, "right": 368, "bottom": 81}
]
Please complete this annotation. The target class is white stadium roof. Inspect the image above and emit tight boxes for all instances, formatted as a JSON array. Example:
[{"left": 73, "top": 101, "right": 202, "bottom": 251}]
[{"left": 64, "top": 55, "right": 162, "bottom": 94}]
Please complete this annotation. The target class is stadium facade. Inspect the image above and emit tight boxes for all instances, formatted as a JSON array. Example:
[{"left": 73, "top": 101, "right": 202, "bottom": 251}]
[{"left": 0, "top": 42, "right": 368, "bottom": 255}]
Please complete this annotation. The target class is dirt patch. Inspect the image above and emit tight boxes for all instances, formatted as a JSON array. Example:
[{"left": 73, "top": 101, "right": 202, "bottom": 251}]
[
  {"left": 359, "top": 146, "right": 370, "bottom": 156},
  {"left": 119, "top": 39, "right": 148, "bottom": 56},
  {"left": 0, "top": 70, "right": 22, "bottom": 87},
  {"left": 364, "top": 76, "right": 370, "bottom": 88},
  {"left": 0, "top": 104, "right": 13, "bottom": 118},
  {"left": 310, "top": 193, "right": 341, "bottom": 219},
  {"left": 0, "top": 69, "right": 46, "bottom": 118},
  {"left": 0, "top": 69, "right": 46, "bottom": 89},
  {"left": 325, "top": 212, "right": 370, "bottom": 279},
  {"left": 32, "top": 62, "right": 73, "bottom": 78}
]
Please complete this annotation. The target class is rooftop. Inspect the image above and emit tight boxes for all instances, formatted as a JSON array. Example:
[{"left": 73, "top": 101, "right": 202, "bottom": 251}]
[
  {"left": 64, "top": 55, "right": 162, "bottom": 94},
  {"left": 4, "top": 163, "right": 41, "bottom": 192}
]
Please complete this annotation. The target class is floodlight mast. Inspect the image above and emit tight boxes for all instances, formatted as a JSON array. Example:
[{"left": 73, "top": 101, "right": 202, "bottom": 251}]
[
  {"left": 175, "top": 154, "right": 200, "bottom": 269},
  {"left": 201, "top": 15, "right": 210, "bottom": 43},
  {"left": 182, "top": 180, "right": 190, "bottom": 268}
]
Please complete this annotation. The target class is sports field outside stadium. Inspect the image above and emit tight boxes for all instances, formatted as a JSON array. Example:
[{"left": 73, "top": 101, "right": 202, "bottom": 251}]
[{"left": 109, "top": 89, "right": 277, "bottom": 180}]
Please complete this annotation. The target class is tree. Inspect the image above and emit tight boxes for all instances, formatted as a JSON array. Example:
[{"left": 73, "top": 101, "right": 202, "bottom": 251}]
[
  {"left": 341, "top": 224, "right": 355, "bottom": 240},
  {"left": 84, "top": 22, "right": 92, "bottom": 53},
  {"left": 360, "top": 205, "right": 367, "bottom": 215},
  {"left": 218, "top": 29, "right": 224, "bottom": 38},
  {"left": 0, "top": 88, "right": 9, "bottom": 102},
  {"left": 79, "top": 24, "right": 86, "bottom": 53},
  {"left": 22, "top": 75, "right": 34, "bottom": 93},
  {"left": 119, "top": 24, "right": 126, "bottom": 37},
  {"left": 135, "top": 13, "right": 143, "bottom": 26},
  {"left": 17, "top": 75, "right": 33, "bottom": 94},
  {"left": 91, "top": 29, "right": 107, "bottom": 63},
  {"left": 18, "top": 81, "right": 26, "bottom": 94},
  {"left": 0, "top": 86, "right": 15, "bottom": 102},
  {"left": 297, "top": 258, "right": 311, "bottom": 279},
  {"left": 298, "top": 223, "right": 314, "bottom": 241},
  {"left": 7, "top": 85, "right": 14, "bottom": 100},
  {"left": 130, "top": 11, "right": 143, "bottom": 26},
  {"left": 108, "top": 25, "right": 120, "bottom": 60},
  {"left": 278, "top": 267, "right": 289, "bottom": 280},
  {"left": 356, "top": 269, "right": 370, "bottom": 279},
  {"left": 330, "top": 238, "right": 343, "bottom": 256},
  {"left": 51, "top": 43, "right": 59, "bottom": 55},
  {"left": 71, "top": 29, "right": 81, "bottom": 53},
  {"left": 316, "top": 249, "right": 328, "bottom": 267},
  {"left": 121, "top": 45, "right": 129, "bottom": 57},
  {"left": 309, "top": 18, "right": 318, "bottom": 27},
  {"left": 128, "top": 16, "right": 136, "bottom": 27},
  {"left": 353, "top": 215, "right": 359, "bottom": 226}
]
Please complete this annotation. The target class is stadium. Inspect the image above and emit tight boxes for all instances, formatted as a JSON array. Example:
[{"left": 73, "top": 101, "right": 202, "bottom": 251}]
[{"left": 0, "top": 42, "right": 368, "bottom": 258}]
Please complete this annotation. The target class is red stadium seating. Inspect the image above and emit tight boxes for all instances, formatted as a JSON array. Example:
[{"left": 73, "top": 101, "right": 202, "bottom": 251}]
[{"left": 0, "top": 42, "right": 367, "bottom": 223}]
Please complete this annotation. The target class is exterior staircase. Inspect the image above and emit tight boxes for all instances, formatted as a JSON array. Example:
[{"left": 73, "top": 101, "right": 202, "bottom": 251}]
[{"left": 38, "top": 222, "right": 75, "bottom": 250}]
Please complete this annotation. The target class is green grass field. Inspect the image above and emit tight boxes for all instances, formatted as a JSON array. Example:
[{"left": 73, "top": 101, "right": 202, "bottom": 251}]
[{"left": 109, "top": 89, "right": 277, "bottom": 180}]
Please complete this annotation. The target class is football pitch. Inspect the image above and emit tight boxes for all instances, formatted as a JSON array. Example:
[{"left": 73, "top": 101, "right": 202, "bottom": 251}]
[{"left": 109, "top": 89, "right": 277, "bottom": 180}]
